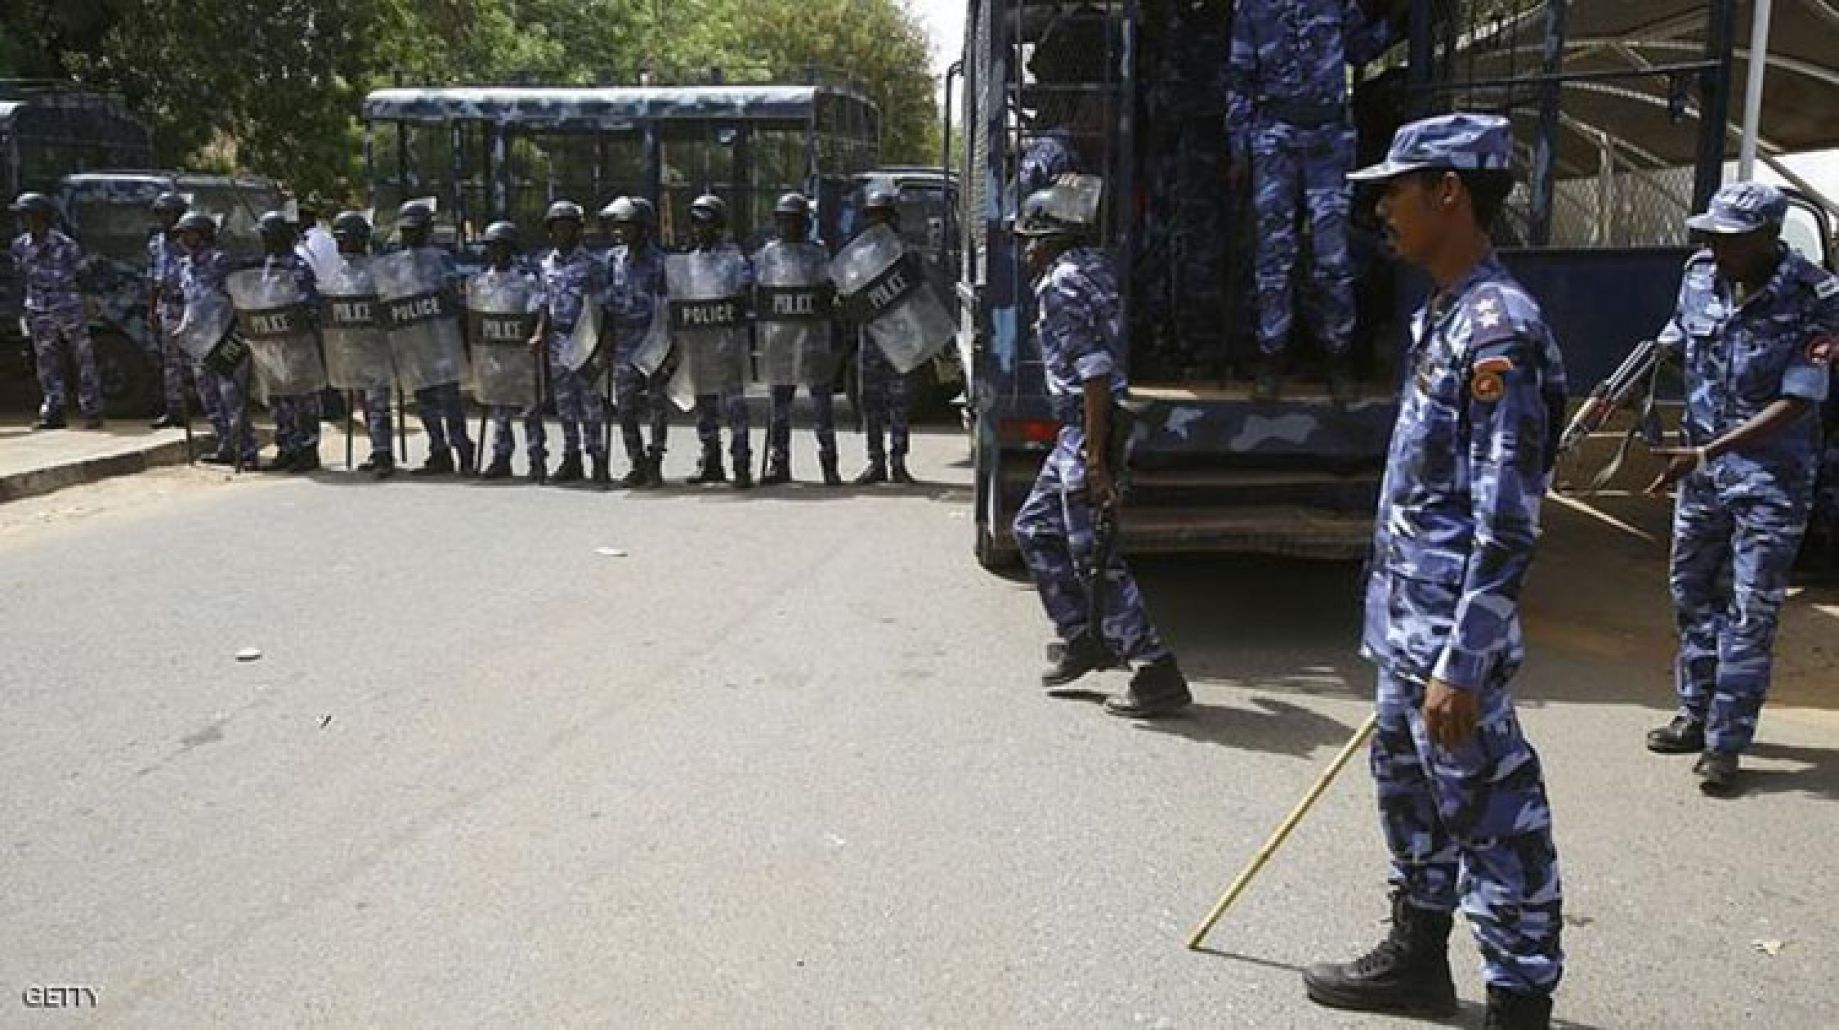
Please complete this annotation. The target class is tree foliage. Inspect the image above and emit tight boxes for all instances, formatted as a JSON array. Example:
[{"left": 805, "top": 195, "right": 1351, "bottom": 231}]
[{"left": 0, "top": 0, "right": 940, "bottom": 199}]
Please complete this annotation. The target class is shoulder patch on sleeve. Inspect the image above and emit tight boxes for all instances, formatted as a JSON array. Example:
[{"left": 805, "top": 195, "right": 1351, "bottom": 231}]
[
  {"left": 1471, "top": 355, "right": 1514, "bottom": 402},
  {"left": 1816, "top": 276, "right": 1838, "bottom": 300}
]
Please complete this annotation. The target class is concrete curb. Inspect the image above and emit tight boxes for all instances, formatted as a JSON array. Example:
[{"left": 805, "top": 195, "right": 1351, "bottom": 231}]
[{"left": 0, "top": 433, "right": 220, "bottom": 505}]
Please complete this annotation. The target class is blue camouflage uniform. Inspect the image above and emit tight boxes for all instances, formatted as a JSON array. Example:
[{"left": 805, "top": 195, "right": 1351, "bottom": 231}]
[
  {"left": 261, "top": 251, "right": 322, "bottom": 459},
  {"left": 11, "top": 228, "right": 101, "bottom": 420},
  {"left": 692, "top": 239, "right": 754, "bottom": 470},
  {"left": 150, "top": 229, "right": 216, "bottom": 423},
  {"left": 1019, "top": 128, "right": 1082, "bottom": 199},
  {"left": 1657, "top": 183, "right": 1839, "bottom": 755},
  {"left": 405, "top": 244, "right": 473, "bottom": 464},
  {"left": 541, "top": 244, "right": 607, "bottom": 462},
  {"left": 605, "top": 239, "right": 670, "bottom": 469},
  {"left": 1348, "top": 114, "right": 1565, "bottom": 997},
  {"left": 182, "top": 244, "right": 257, "bottom": 462},
  {"left": 1224, "top": 0, "right": 1391, "bottom": 357},
  {"left": 1012, "top": 245, "right": 1171, "bottom": 665}
]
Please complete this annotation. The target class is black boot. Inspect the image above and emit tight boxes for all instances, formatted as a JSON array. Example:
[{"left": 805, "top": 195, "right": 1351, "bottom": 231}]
[
  {"left": 412, "top": 448, "right": 455, "bottom": 476},
  {"left": 33, "top": 411, "right": 67, "bottom": 431},
  {"left": 291, "top": 448, "right": 321, "bottom": 473},
  {"left": 1253, "top": 353, "right": 1283, "bottom": 403},
  {"left": 620, "top": 461, "right": 650, "bottom": 488},
  {"left": 1695, "top": 749, "right": 1740, "bottom": 795},
  {"left": 645, "top": 448, "right": 667, "bottom": 488},
  {"left": 731, "top": 464, "right": 754, "bottom": 490},
  {"left": 1484, "top": 986, "right": 1553, "bottom": 1030},
  {"left": 761, "top": 451, "right": 791, "bottom": 486},
  {"left": 1041, "top": 633, "right": 1116, "bottom": 691},
  {"left": 527, "top": 458, "right": 548, "bottom": 485},
  {"left": 820, "top": 453, "right": 843, "bottom": 487},
  {"left": 480, "top": 456, "right": 513, "bottom": 480},
  {"left": 202, "top": 445, "right": 235, "bottom": 465},
  {"left": 591, "top": 454, "right": 611, "bottom": 487},
  {"left": 261, "top": 450, "right": 297, "bottom": 473},
  {"left": 151, "top": 412, "right": 185, "bottom": 430},
  {"left": 1646, "top": 715, "right": 1706, "bottom": 755},
  {"left": 1104, "top": 657, "right": 1192, "bottom": 718},
  {"left": 687, "top": 445, "right": 725, "bottom": 485},
  {"left": 1327, "top": 353, "right": 1356, "bottom": 405},
  {"left": 853, "top": 460, "right": 888, "bottom": 486},
  {"left": 455, "top": 439, "right": 477, "bottom": 476},
  {"left": 1302, "top": 894, "right": 1458, "bottom": 1018},
  {"left": 889, "top": 457, "right": 915, "bottom": 485},
  {"left": 552, "top": 453, "right": 584, "bottom": 483},
  {"left": 370, "top": 452, "right": 395, "bottom": 480}
]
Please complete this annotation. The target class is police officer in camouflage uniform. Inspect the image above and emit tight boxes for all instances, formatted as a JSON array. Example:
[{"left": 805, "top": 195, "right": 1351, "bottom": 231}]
[
  {"left": 1012, "top": 183, "right": 1191, "bottom": 719},
  {"left": 148, "top": 191, "right": 214, "bottom": 431},
  {"left": 10, "top": 192, "right": 102, "bottom": 429},
  {"left": 1224, "top": 0, "right": 1394, "bottom": 402},
  {"left": 529, "top": 200, "right": 608, "bottom": 485},
  {"left": 1303, "top": 114, "right": 1564, "bottom": 1030},
  {"left": 396, "top": 200, "right": 476, "bottom": 477},
  {"left": 1639, "top": 182, "right": 1839, "bottom": 795},
  {"left": 475, "top": 220, "right": 548, "bottom": 483},
  {"left": 331, "top": 211, "right": 397, "bottom": 479},
  {"left": 176, "top": 211, "right": 258, "bottom": 466},
  {"left": 851, "top": 189, "right": 914, "bottom": 486},
  {"left": 255, "top": 210, "right": 324, "bottom": 472},
  {"left": 603, "top": 196, "right": 670, "bottom": 488},
  {"left": 759, "top": 192, "right": 842, "bottom": 487},
  {"left": 683, "top": 194, "right": 754, "bottom": 489}
]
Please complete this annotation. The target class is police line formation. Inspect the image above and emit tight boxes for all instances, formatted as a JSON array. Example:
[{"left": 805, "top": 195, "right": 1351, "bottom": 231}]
[
  {"left": 10, "top": 184, "right": 944, "bottom": 488},
  {"left": 13, "top": 110, "right": 1839, "bottom": 1030}
]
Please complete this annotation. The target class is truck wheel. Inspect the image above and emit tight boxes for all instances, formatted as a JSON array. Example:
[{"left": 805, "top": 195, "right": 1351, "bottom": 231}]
[
  {"left": 93, "top": 329, "right": 158, "bottom": 418},
  {"left": 974, "top": 444, "right": 1022, "bottom": 572}
]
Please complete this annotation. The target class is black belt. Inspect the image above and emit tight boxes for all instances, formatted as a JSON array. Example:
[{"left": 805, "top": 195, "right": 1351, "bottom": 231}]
[{"left": 1261, "top": 100, "right": 1345, "bottom": 129}]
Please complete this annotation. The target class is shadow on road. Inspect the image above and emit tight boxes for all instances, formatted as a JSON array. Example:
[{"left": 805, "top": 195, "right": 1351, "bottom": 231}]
[{"left": 1131, "top": 697, "right": 1358, "bottom": 759}]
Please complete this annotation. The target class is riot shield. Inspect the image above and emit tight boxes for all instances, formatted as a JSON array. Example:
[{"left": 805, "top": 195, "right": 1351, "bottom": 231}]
[
  {"left": 226, "top": 267, "right": 327, "bottom": 399},
  {"left": 466, "top": 270, "right": 541, "bottom": 408},
  {"left": 320, "top": 257, "right": 395, "bottom": 392},
  {"left": 665, "top": 251, "right": 748, "bottom": 400},
  {"left": 754, "top": 241, "right": 834, "bottom": 387},
  {"left": 173, "top": 291, "right": 236, "bottom": 363},
  {"left": 552, "top": 299, "right": 604, "bottom": 375},
  {"left": 833, "top": 224, "right": 954, "bottom": 375},
  {"left": 373, "top": 248, "right": 467, "bottom": 392},
  {"left": 626, "top": 305, "right": 671, "bottom": 377}
]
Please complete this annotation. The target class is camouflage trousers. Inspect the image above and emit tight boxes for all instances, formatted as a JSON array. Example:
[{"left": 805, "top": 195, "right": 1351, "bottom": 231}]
[
  {"left": 271, "top": 392, "right": 322, "bottom": 455},
  {"left": 361, "top": 387, "right": 394, "bottom": 459},
  {"left": 550, "top": 361, "right": 605, "bottom": 460},
  {"left": 767, "top": 385, "right": 837, "bottom": 461},
  {"left": 1013, "top": 429, "right": 1170, "bottom": 664},
  {"left": 204, "top": 360, "right": 258, "bottom": 461},
  {"left": 1669, "top": 466, "right": 1810, "bottom": 753},
  {"left": 414, "top": 382, "right": 472, "bottom": 458},
  {"left": 1372, "top": 663, "right": 1564, "bottom": 995},
  {"left": 156, "top": 317, "right": 210, "bottom": 420},
  {"left": 27, "top": 306, "right": 102, "bottom": 419},
  {"left": 613, "top": 360, "right": 668, "bottom": 466},
  {"left": 694, "top": 390, "right": 751, "bottom": 466},
  {"left": 859, "top": 338, "right": 910, "bottom": 462},
  {"left": 1250, "top": 121, "right": 1356, "bottom": 356},
  {"left": 488, "top": 405, "right": 545, "bottom": 463}
]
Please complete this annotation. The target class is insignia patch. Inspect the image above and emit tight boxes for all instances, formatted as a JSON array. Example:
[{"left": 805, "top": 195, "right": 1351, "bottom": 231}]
[
  {"left": 1809, "top": 333, "right": 1839, "bottom": 366},
  {"left": 1817, "top": 277, "right": 1838, "bottom": 300},
  {"left": 1471, "top": 355, "right": 1513, "bottom": 402}
]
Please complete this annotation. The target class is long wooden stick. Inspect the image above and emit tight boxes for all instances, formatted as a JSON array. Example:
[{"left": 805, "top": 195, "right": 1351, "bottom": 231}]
[{"left": 1186, "top": 711, "right": 1379, "bottom": 951}]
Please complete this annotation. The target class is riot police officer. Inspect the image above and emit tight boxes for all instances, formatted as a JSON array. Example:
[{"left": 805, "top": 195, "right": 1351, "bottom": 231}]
[
  {"left": 328, "top": 211, "right": 397, "bottom": 478},
  {"left": 396, "top": 200, "right": 477, "bottom": 476},
  {"left": 529, "top": 200, "right": 609, "bottom": 485},
  {"left": 851, "top": 188, "right": 914, "bottom": 485},
  {"left": 254, "top": 209, "right": 324, "bottom": 471},
  {"left": 757, "top": 192, "right": 842, "bottom": 486},
  {"left": 474, "top": 220, "right": 548, "bottom": 482},
  {"left": 10, "top": 192, "right": 102, "bottom": 429},
  {"left": 603, "top": 196, "right": 671, "bottom": 488},
  {"left": 680, "top": 194, "right": 755, "bottom": 489},
  {"left": 175, "top": 211, "right": 257, "bottom": 466},
  {"left": 1640, "top": 182, "right": 1839, "bottom": 795},
  {"left": 148, "top": 191, "right": 212, "bottom": 430}
]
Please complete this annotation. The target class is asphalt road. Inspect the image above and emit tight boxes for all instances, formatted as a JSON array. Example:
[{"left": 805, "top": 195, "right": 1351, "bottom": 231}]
[{"left": 1, "top": 425, "right": 1835, "bottom": 1028}]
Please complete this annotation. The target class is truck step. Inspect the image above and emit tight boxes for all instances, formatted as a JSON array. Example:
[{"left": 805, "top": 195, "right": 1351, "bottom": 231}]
[
  {"left": 1128, "top": 467, "right": 1381, "bottom": 510},
  {"left": 1118, "top": 505, "right": 1375, "bottom": 561}
]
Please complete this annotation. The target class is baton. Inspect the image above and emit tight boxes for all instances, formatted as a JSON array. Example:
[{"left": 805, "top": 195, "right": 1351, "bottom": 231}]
[
  {"left": 396, "top": 387, "right": 408, "bottom": 464},
  {"left": 344, "top": 389, "right": 355, "bottom": 470},
  {"left": 1186, "top": 712, "right": 1379, "bottom": 950}
]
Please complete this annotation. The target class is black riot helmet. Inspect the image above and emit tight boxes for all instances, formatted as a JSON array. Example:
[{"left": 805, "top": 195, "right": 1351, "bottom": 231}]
[
  {"left": 627, "top": 197, "right": 657, "bottom": 227},
  {"left": 774, "top": 192, "right": 811, "bottom": 219},
  {"left": 482, "top": 220, "right": 520, "bottom": 245},
  {"left": 603, "top": 196, "right": 644, "bottom": 226},
  {"left": 397, "top": 200, "right": 434, "bottom": 230},
  {"left": 257, "top": 210, "right": 296, "bottom": 249},
  {"left": 331, "top": 210, "right": 372, "bottom": 242},
  {"left": 544, "top": 200, "right": 585, "bottom": 226},
  {"left": 688, "top": 194, "right": 728, "bottom": 226},
  {"left": 863, "top": 187, "right": 899, "bottom": 229},
  {"left": 175, "top": 211, "right": 218, "bottom": 244},
  {"left": 11, "top": 192, "right": 55, "bottom": 227},
  {"left": 151, "top": 192, "right": 188, "bottom": 216},
  {"left": 1014, "top": 187, "right": 1089, "bottom": 241}
]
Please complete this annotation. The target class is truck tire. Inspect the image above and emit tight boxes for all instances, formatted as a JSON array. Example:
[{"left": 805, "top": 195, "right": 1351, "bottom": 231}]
[
  {"left": 974, "top": 443, "right": 1022, "bottom": 572},
  {"left": 93, "top": 329, "right": 158, "bottom": 418}
]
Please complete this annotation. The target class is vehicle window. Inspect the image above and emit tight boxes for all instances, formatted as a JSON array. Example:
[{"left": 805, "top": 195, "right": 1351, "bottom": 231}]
[
  {"left": 69, "top": 199, "right": 155, "bottom": 266},
  {"left": 1781, "top": 201, "right": 1831, "bottom": 269}
]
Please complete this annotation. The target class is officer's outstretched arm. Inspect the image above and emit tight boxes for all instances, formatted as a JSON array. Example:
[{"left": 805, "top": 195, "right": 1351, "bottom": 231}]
[{"left": 1435, "top": 337, "right": 1546, "bottom": 691}]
